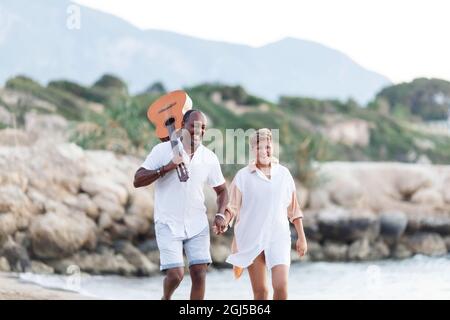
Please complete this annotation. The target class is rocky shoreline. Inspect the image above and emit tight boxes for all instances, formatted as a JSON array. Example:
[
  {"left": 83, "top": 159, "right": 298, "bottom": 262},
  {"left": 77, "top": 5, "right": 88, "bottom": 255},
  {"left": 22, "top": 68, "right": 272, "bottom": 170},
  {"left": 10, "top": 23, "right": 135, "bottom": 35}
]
[{"left": 1, "top": 122, "right": 450, "bottom": 277}]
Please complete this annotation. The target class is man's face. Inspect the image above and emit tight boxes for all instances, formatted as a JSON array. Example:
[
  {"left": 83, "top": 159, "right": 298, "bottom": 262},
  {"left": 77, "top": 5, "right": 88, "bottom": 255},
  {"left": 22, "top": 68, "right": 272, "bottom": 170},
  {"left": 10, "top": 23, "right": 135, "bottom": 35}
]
[
  {"left": 183, "top": 112, "right": 206, "bottom": 148},
  {"left": 253, "top": 137, "right": 272, "bottom": 165}
]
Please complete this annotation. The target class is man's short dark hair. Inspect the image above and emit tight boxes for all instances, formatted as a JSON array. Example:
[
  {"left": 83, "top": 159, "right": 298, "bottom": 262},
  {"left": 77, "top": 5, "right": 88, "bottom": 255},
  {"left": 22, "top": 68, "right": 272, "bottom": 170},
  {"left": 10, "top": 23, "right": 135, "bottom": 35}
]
[{"left": 183, "top": 109, "right": 199, "bottom": 124}]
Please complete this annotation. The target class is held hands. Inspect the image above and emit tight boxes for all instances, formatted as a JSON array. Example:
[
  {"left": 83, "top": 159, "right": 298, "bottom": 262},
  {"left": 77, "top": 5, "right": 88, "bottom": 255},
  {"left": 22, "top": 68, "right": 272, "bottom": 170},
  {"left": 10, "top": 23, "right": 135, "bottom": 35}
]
[
  {"left": 213, "top": 214, "right": 228, "bottom": 235},
  {"left": 296, "top": 236, "right": 307, "bottom": 258}
]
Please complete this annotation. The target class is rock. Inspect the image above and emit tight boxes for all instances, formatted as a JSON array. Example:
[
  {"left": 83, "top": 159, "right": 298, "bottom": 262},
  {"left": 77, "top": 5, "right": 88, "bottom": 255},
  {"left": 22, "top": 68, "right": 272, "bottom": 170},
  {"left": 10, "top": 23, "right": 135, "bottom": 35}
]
[
  {"left": 348, "top": 238, "right": 371, "bottom": 261},
  {"left": 137, "top": 239, "right": 159, "bottom": 254},
  {"left": 327, "top": 175, "right": 364, "bottom": 207},
  {"left": 49, "top": 251, "right": 137, "bottom": 276},
  {"left": 146, "top": 251, "right": 160, "bottom": 265},
  {"left": 211, "top": 244, "right": 230, "bottom": 266},
  {"left": 404, "top": 233, "right": 447, "bottom": 256},
  {"left": 443, "top": 186, "right": 450, "bottom": 204},
  {"left": 302, "top": 216, "right": 321, "bottom": 241},
  {"left": 92, "top": 193, "right": 125, "bottom": 221},
  {"left": 80, "top": 176, "right": 128, "bottom": 205},
  {"left": 411, "top": 188, "right": 444, "bottom": 208},
  {"left": 308, "top": 189, "right": 331, "bottom": 210},
  {"left": 14, "top": 231, "right": 31, "bottom": 250},
  {"left": 0, "top": 213, "right": 17, "bottom": 237},
  {"left": 98, "top": 212, "right": 113, "bottom": 230},
  {"left": 110, "top": 223, "right": 133, "bottom": 240},
  {"left": 444, "top": 236, "right": 450, "bottom": 252},
  {"left": 0, "top": 128, "right": 33, "bottom": 146},
  {"left": 0, "top": 238, "right": 30, "bottom": 272},
  {"left": 318, "top": 208, "right": 380, "bottom": 242},
  {"left": 25, "top": 112, "right": 68, "bottom": 141},
  {"left": 0, "top": 256, "right": 11, "bottom": 272},
  {"left": 0, "top": 185, "right": 34, "bottom": 229},
  {"left": 29, "top": 212, "right": 97, "bottom": 259},
  {"left": 304, "top": 241, "right": 324, "bottom": 261},
  {"left": 379, "top": 211, "right": 408, "bottom": 241},
  {"left": 0, "top": 106, "right": 12, "bottom": 126},
  {"left": 368, "top": 240, "right": 390, "bottom": 260},
  {"left": 30, "top": 261, "right": 55, "bottom": 274},
  {"left": 127, "top": 188, "right": 154, "bottom": 220},
  {"left": 64, "top": 193, "right": 99, "bottom": 219},
  {"left": 420, "top": 216, "right": 450, "bottom": 236},
  {"left": 395, "top": 168, "right": 433, "bottom": 198},
  {"left": 114, "top": 241, "right": 158, "bottom": 276},
  {"left": 323, "top": 241, "right": 348, "bottom": 261},
  {"left": 391, "top": 243, "right": 413, "bottom": 259},
  {"left": 296, "top": 183, "right": 309, "bottom": 209},
  {"left": 124, "top": 214, "right": 150, "bottom": 236}
]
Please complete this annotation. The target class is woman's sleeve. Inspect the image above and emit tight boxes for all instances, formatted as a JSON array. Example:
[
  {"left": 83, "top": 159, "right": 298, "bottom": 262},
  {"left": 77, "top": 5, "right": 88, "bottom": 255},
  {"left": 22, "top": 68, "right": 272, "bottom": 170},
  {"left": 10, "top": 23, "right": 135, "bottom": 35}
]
[
  {"left": 287, "top": 191, "right": 304, "bottom": 223},
  {"left": 225, "top": 175, "right": 242, "bottom": 227},
  {"left": 287, "top": 171, "right": 303, "bottom": 223}
]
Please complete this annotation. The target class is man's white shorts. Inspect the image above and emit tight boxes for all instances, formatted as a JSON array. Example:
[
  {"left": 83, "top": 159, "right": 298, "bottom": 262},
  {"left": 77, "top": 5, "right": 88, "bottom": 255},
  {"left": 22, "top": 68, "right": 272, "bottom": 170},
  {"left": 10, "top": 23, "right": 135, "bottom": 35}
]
[{"left": 155, "top": 223, "right": 212, "bottom": 271}]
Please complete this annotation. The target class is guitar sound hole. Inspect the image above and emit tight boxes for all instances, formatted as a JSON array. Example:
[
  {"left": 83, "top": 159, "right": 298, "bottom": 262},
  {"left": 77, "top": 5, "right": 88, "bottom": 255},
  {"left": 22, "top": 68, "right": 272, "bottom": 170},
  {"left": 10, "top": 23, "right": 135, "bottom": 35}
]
[{"left": 165, "top": 117, "right": 175, "bottom": 127}]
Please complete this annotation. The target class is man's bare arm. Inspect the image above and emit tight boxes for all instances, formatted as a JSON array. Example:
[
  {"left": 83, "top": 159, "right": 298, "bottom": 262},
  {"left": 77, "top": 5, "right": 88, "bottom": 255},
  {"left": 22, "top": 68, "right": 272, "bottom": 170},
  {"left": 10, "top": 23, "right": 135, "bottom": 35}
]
[
  {"left": 134, "top": 153, "right": 184, "bottom": 188},
  {"left": 213, "top": 183, "right": 228, "bottom": 214}
]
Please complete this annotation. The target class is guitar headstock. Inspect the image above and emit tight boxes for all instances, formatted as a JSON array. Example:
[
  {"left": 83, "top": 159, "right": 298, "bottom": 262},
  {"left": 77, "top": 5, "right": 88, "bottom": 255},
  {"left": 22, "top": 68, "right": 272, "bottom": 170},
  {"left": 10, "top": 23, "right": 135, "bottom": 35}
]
[{"left": 147, "top": 90, "right": 192, "bottom": 140}]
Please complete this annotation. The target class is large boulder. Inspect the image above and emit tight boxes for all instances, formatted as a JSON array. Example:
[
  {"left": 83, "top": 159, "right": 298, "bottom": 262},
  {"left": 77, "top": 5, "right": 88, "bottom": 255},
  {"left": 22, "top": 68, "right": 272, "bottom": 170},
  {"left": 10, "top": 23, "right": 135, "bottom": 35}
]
[
  {"left": 29, "top": 212, "right": 97, "bottom": 258},
  {"left": 92, "top": 193, "right": 125, "bottom": 221},
  {"left": 411, "top": 188, "right": 444, "bottom": 209},
  {"left": 123, "top": 214, "right": 150, "bottom": 236},
  {"left": 317, "top": 208, "right": 380, "bottom": 242},
  {"left": 0, "top": 256, "right": 10, "bottom": 272},
  {"left": 420, "top": 216, "right": 450, "bottom": 236},
  {"left": 322, "top": 241, "right": 348, "bottom": 261},
  {"left": 0, "top": 213, "right": 17, "bottom": 237},
  {"left": 80, "top": 176, "right": 128, "bottom": 205},
  {"left": 0, "top": 238, "right": 30, "bottom": 272},
  {"left": 0, "top": 185, "right": 35, "bottom": 229},
  {"left": 403, "top": 233, "right": 447, "bottom": 256},
  {"left": 64, "top": 193, "right": 99, "bottom": 219},
  {"left": 348, "top": 238, "right": 371, "bottom": 260},
  {"left": 114, "top": 241, "right": 158, "bottom": 276},
  {"left": 379, "top": 211, "right": 408, "bottom": 241},
  {"left": 127, "top": 188, "right": 154, "bottom": 220}
]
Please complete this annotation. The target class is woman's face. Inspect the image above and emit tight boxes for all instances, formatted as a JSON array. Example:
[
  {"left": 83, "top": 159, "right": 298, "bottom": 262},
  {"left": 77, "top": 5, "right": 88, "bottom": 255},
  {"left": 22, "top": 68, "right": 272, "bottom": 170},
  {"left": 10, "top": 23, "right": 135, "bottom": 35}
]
[{"left": 253, "top": 137, "right": 272, "bottom": 165}]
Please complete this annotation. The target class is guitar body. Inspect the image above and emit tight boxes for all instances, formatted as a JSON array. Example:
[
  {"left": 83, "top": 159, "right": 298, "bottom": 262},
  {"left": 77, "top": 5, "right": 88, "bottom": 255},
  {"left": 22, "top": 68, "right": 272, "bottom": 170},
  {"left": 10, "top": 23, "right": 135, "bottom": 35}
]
[
  {"left": 147, "top": 90, "right": 192, "bottom": 181},
  {"left": 147, "top": 90, "right": 192, "bottom": 140}
]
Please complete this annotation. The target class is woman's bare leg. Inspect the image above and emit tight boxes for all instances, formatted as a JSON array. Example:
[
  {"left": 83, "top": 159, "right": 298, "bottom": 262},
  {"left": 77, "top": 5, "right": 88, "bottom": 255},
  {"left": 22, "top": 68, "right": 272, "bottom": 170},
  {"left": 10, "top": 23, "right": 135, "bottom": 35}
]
[
  {"left": 271, "top": 264, "right": 289, "bottom": 300},
  {"left": 248, "top": 252, "right": 269, "bottom": 300}
]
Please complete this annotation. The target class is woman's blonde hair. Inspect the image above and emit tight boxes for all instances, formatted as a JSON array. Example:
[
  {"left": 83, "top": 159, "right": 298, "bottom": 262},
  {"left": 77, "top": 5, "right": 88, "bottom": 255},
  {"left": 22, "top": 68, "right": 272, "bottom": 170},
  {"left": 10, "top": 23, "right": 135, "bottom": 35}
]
[{"left": 249, "top": 128, "right": 272, "bottom": 149}]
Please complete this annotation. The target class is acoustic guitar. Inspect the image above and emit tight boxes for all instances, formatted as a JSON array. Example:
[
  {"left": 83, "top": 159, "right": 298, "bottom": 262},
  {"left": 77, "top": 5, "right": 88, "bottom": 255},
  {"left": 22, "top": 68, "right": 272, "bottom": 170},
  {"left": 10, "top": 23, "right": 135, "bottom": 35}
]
[{"left": 147, "top": 90, "right": 192, "bottom": 182}]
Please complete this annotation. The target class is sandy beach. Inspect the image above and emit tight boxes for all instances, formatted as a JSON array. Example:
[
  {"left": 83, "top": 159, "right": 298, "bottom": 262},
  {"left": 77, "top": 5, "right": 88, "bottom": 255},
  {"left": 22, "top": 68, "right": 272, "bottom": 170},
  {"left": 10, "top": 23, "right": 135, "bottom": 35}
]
[{"left": 0, "top": 273, "right": 92, "bottom": 300}]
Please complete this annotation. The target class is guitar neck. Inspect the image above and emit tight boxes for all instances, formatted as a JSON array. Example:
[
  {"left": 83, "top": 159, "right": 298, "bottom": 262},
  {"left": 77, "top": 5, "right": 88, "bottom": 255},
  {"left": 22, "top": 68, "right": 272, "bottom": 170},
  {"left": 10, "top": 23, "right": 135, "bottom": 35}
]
[{"left": 166, "top": 123, "right": 179, "bottom": 149}]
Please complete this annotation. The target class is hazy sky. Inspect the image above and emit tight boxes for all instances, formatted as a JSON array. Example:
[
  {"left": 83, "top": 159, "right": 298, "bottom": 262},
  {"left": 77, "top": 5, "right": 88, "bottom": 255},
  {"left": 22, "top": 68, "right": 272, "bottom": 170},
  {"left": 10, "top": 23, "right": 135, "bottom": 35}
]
[{"left": 75, "top": 0, "right": 450, "bottom": 83}]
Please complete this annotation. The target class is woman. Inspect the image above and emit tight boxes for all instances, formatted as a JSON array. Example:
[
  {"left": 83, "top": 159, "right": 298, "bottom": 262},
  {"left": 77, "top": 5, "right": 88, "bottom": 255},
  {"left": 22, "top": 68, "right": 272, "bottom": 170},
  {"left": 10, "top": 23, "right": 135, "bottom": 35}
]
[{"left": 219, "top": 128, "right": 307, "bottom": 300}]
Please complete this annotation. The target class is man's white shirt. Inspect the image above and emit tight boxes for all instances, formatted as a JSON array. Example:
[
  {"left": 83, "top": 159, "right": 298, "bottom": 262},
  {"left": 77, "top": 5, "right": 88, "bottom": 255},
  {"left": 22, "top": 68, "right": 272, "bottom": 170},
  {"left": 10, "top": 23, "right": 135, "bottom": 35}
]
[{"left": 141, "top": 140, "right": 225, "bottom": 238}]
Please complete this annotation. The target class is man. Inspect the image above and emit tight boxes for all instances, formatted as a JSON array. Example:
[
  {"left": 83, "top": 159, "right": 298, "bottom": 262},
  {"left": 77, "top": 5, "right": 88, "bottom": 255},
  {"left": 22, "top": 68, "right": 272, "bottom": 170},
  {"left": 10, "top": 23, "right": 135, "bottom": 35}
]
[{"left": 134, "top": 110, "right": 229, "bottom": 300}]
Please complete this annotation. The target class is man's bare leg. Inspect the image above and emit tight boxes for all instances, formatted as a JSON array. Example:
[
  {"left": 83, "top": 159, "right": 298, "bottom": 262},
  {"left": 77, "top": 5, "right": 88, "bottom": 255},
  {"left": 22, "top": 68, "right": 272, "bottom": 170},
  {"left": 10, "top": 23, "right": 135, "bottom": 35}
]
[
  {"left": 271, "top": 264, "right": 289, "bottom": 300},
  {"left": 189, "top": 263, "right": 208, "bottom": 300},
  {"left": 162, "top": 267, "right": 184, "bottom": 300},
  {"left": 248, "top": 252, "right": 269, "bottom": 300}
]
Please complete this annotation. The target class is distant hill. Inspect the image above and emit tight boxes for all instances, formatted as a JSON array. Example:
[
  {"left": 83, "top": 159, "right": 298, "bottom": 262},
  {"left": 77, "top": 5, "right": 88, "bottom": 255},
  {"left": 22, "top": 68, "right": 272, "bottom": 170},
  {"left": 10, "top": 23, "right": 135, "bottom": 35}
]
[
  {"left": 373, "top": 78, "right": 450, "bottom": 121},
  {"left": 0, "top": 0, "right": 390, "bottom": 103}
]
